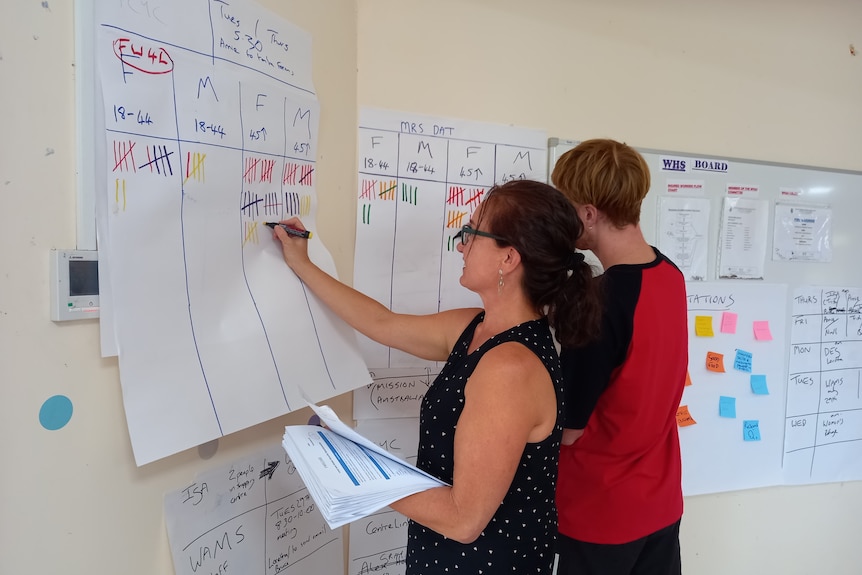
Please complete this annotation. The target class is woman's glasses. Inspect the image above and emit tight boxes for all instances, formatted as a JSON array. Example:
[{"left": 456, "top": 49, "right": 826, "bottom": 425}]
[{"left": 453, "top": 225, "right": 508, "bottom": 246}]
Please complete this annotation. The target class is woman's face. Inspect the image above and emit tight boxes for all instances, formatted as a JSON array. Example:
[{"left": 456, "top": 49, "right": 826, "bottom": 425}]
[{"left": 456, "top": 208, "right": 504, "bottom": 293}]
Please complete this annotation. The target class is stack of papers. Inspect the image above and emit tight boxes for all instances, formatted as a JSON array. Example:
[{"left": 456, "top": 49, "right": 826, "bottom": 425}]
[{"left": 282, "top": 404, "right": 447, "bottom": 529}]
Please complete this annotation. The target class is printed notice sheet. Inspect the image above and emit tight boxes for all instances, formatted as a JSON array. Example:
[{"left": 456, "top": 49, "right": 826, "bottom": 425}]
[
  {"left": 283, "top": 404, "right": 445, "bottom": 529},
  {"left": 772, "top": 204, "right": 833, "bottom": 262},
  {"left": 658, "top": 196, "right": 710, "bottom": 281},
  {"left": 717, "top": 197, "right": 769, "bottom": 279}
]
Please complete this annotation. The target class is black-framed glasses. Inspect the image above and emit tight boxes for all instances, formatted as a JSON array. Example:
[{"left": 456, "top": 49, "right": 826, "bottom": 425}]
[{"left": 453, "top": 225, "right": 508, "bottom": 246}]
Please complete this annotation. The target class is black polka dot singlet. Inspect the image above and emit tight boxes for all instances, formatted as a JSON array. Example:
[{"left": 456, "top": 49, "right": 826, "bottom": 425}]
[{"left": 406, "top": 312, "right": 564, "bottom": 575}]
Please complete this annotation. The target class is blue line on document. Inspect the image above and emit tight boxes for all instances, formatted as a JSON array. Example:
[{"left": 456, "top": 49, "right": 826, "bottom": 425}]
[
  {"left": 318, "top": 431, "right": 360, "bottom": 486},
  {"left": 360, "top": 446, "right": 390, "bottom": 480}
]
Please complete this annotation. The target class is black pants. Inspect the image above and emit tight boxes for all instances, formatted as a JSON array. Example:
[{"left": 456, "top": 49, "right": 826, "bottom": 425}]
[{"left": 555, "top": 519, "right": 682, "bottom": 575}]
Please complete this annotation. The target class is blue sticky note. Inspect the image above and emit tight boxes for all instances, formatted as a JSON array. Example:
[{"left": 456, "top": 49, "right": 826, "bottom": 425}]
[
  {"left": 750, "top": 374, "right": 769, "bottom": 395},
  {"left": 733, "top": 349, "right": 753, "bottom": 373},
  {"left": 743, "top": 420, "right": 761, "bottom": 441},
  {"left": 719, "top": 396, "right": 736, "bottom": 418}
]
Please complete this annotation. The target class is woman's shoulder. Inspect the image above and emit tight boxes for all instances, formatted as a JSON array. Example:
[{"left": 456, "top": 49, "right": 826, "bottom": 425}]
[
  {"left": 433, "top": 307, "right": 485, "bottom": 348},
  {"left": 435, "top": 307, "right": 484, "bottom": 329},
  {"left": 441, "top": 307, "right": 484, "bottom": 320},
  {"left": 477, "top": 340, "right": 549, "bottom": 381}
]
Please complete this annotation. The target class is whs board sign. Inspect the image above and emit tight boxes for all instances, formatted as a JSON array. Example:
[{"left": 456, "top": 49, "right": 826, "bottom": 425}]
[
  {"left": 660, "top": 155, "right": 689, "bottom": 173},
  {"left": 692, "top": 158, "right": 730, "bottom": 174},
  {"left": 660, "top": 155, "right": 731, "bottom": 174}
]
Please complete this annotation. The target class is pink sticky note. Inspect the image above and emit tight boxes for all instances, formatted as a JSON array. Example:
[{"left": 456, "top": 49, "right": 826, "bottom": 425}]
[
  {"left": 753, "top": 320, "right": 772, "bottom": 341},
  {"left": 720, "top": 311, "right": 738, "bottom": 334}
]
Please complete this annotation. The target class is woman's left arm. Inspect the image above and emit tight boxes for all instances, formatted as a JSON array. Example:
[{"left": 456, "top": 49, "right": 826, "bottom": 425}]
[{"left": 389, "top": 343, "right": 557, "bottom": 543}]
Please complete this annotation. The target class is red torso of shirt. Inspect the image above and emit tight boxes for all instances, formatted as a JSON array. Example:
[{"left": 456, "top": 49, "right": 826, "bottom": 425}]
[{"left": 556, "top": 250, "right": 688, "bottom": 544}]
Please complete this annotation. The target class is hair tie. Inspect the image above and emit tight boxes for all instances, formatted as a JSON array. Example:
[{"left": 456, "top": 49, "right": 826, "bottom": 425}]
[{"left": 567, "top": 251, "right": 585, "bottom": 271}]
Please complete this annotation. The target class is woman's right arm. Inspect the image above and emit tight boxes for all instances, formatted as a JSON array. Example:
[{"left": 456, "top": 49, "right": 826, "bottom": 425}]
[{"left": 273, "top": 219, "right": 477, "bottom": 362}]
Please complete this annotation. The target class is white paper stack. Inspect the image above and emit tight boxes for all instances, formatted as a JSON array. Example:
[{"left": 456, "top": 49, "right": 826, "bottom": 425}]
[{"left": 282, "top": 404, "right": 447, "bottom": 529}]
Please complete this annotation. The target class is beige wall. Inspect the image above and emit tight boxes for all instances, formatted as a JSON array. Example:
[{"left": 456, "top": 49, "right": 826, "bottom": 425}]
[
  {"left": 0, "top": 1, "right": 356, "bottom": 573},
  {"left": 1, "top": 0, "right": 860, "bottom": 574},
  {"left": 359, "top": 0, "right": 862, "bottom": 170}
]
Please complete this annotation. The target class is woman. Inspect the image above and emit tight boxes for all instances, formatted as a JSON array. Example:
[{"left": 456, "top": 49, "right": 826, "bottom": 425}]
[{"left": 273, "top": 179, "right": 601, "bottom": 574}]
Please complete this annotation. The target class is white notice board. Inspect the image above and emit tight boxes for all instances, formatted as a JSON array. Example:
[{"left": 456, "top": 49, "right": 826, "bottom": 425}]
[
  {"left": 549, "top": 138, "right": 862, "bottom": 493},
  {"left": 548, "top": 138, "right": 862, "bottom": 288},
  {"left": 681, "top": 282, "right": 788, "bottom": 496}
]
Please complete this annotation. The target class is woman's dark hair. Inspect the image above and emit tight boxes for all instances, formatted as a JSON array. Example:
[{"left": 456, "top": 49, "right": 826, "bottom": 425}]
[{"left": 477, "top": 179, "right": 601, "bottom": 348}]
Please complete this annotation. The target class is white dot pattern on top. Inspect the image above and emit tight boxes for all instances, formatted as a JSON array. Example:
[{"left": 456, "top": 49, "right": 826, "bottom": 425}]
[{"left": 406, "top": 312, "right": 564, "bottom": 575}]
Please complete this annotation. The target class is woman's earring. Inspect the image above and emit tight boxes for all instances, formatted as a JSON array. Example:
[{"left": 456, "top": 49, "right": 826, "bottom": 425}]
[{"left": 498, "top": 268, "right": 504, "bottom": 294}]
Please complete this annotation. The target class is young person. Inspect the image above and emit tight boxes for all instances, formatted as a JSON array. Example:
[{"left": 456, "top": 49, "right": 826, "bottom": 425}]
[
  {"left": 551, "top": 139, "right": 688, "bottom": 575},
  {"left": 272, "top": 179, "right": 601, "bottom": 574}
]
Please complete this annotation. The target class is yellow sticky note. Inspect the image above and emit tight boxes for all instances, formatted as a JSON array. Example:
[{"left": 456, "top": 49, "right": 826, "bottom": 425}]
[
  {"left": 706, "top": 351, "right": 726, "bottom": 373},
  {"left": 677, "top": 405, "right": 697, "bottom": 427},
  {"left": 695, "top": 315, "right": 715, "bottom": 337}
]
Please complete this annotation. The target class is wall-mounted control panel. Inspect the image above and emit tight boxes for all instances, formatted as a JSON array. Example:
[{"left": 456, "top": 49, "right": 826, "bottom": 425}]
[{"left": 50, "top": 249, "right": 100, "bottom": 322}]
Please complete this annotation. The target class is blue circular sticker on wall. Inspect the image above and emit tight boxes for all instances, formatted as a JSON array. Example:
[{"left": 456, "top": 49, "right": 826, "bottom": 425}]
[{"left": 39, "top": 395, "right": 74, "bottom": 430}]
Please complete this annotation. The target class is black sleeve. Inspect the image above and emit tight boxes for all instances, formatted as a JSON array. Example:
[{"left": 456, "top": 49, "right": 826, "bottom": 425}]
[{"left": 560, "top": 270, "right": 639, "bottom": 429}]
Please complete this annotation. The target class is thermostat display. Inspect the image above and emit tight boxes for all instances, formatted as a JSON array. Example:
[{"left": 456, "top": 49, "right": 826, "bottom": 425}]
[
  {"left": 69, "top": 259, "right": 99, "bottom": 296},
  {"left": 50, "top": 249, "right": 100, "bottom": 322}
]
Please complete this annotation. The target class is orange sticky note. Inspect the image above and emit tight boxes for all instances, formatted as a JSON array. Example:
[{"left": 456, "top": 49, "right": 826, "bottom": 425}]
[
  {"left": 685, "top": 371, "right": 693, "bottom": 386},
  {"left": 695, "top": 315, "right": 715, "bottom": 337},
  {"left": 753, "top": 320, "right": 773, "bottom": 341},
  {"left": 677, "top": 405, "right": 697, "bottom": 427},
  {"left": 706, "top": 351, "right": 726, "bottom": 372}
]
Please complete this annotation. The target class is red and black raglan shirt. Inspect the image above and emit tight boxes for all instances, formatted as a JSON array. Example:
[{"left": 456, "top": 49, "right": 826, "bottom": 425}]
[{"left": 556, "top": 248, "right": 688, "bottom": 544}]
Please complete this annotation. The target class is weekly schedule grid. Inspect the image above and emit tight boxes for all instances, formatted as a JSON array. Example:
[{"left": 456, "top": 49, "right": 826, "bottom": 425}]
[
  {"left": 354, "top": 108, "right": 548, "bottom": 369},
  {"left": 784, "top": 287, "right": 862, "bottom": 484},
  {"left": 95, "top": 0, "right": 369, "bottom": 465}
]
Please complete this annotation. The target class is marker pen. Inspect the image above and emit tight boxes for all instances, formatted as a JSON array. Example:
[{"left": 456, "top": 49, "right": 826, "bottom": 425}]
[{"left": 265, "top": 222, "right": 313, "bottom": 239}]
